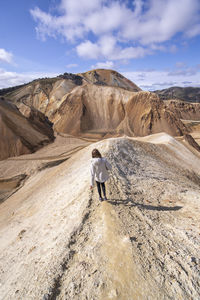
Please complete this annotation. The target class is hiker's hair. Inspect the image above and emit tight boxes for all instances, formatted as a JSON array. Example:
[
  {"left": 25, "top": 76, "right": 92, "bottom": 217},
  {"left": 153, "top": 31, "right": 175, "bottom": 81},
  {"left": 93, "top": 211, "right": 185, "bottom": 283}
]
[{"left": 92, "top": 148, "right": 102, "bottom": 158}]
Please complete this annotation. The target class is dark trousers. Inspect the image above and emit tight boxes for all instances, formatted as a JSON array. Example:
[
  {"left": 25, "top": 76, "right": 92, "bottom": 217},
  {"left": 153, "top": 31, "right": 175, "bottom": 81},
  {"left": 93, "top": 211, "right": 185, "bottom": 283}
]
[{"left": 96, "top": 181, "right": 106, "bottom": 198}]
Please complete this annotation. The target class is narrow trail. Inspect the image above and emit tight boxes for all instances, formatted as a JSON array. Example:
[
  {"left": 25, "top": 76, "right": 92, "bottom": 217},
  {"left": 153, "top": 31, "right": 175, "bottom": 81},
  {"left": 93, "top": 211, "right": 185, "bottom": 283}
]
[
  {"left": 1, "top": 136, "right": 199, "bottom": 300},
  {"left": 43, "top": 189, "right": 104, "bottom": 300},
  {"left": 42, "top": 138, "right": 200, "bottom": 299},
  {"left": 43, "top": 191, "right": 95, "bottom": 300},
  {"left": 43, "top": 179, "right": 145, "bottom": 300}
]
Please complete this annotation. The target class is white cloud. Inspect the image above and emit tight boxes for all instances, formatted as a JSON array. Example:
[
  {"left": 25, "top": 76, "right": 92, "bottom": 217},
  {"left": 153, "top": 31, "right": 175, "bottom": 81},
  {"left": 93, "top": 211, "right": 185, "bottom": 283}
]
[
  {"left": 66, "top": 63, "right": 78, "bottom": 68},
  {"left": 84, "top": 2, "right": 130, "bottom": 35},
  {"left": 30, "top": 0, "right": 200, "bottom": 60},
  {"left": 175, "top": 62, "right": 186, "bottom": 69},
  {"left": 77, "top": 36, "right": 150, "bottom": 60},
  {"left": 0, "top": 49, "right": 13, "bottom": 64},
  {"left": 76, "top": 40, "right": 101, "bottom": 59},
  {"left": 186, "top": 24, "right": 200, "bottom": 37},
  {"left": 128, "top": 0, "right": 200, "bottom": 45},
  {"left": 76, "top": 36, "right": 117, "bottom": 60},
  {"left": 123, "top": 68, "right": 200, "bottom": 91},
  {"left": 0, "top": 68, "right": 58, "bottom": 89},
  {"left": 91, "top": 61, "right": 115, "bottom": 69},
  {"left": 168, "top": 63, "right": 200, "bottom": 76},
  {"left": 169, "top": 45, "right": 178, "bottom": 53},
  {"left": 60, "top": 0, "right": 102, "bottom": 17},
  {"left": 112, "top": 46, "right": 150, "bottom": 60}
]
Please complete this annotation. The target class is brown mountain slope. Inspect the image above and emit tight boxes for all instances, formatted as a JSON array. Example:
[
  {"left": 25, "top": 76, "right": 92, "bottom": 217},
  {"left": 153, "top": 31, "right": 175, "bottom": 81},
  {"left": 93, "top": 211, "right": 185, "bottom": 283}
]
[
  {"left": 2, "top": 69, "right": 140, "bottom": 118},
  {"left": 0, "top": 98, "right": 54, "bottom": 160},
  {"left": 2, "top": 77, "right": 77, "bottom": 118},
  {"left": 164, "top": 100, "right": 200, "bottom": 120},
  {"left": 79, "top": 69, "right": 141, "bottom": 92},
  {"left": 52, "top": 85, "right": 188, "bottom": 137},
  {"left": 1, "top": 69, "right": 199, "bottom": 140}
]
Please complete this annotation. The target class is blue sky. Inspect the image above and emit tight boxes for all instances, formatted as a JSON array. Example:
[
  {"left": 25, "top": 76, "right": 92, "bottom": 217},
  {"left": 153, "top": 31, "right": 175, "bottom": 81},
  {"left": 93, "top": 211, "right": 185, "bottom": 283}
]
[{"left": 0, "top": 0, "right": 200, "bottom": 90}]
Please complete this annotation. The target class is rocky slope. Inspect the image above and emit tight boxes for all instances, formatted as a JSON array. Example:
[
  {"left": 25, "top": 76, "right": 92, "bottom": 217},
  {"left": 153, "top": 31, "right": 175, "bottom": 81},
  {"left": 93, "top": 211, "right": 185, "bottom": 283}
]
[
  {"left": 0, "top": 98, "right": 54, "bottom": 160},
  {"left": 154, "top": 86, "right": 200, "bottom": 103},
  {"left": 164, "top": 100, "right": 200, "bottom": 120},
  {"left": 0, "top": 133, "right": 200, "bottom": 299},
  {"left": 1, "top": 69, "right": 200, "bottom": 160},
  {"left": 2, "top": 69, "right": 198, "bottom": 138},
  {"left": 79, "top": 69, "right": 141, "bottom": 92},
  {"left": 1, "top": 69, "right": 140, "bottom": 118}
]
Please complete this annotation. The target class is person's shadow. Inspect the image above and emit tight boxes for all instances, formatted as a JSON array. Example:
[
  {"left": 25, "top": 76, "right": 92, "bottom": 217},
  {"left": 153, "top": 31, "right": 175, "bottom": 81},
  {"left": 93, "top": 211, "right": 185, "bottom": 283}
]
[{"left": 107, "top": 198, "right": 182, "bottom": 211}]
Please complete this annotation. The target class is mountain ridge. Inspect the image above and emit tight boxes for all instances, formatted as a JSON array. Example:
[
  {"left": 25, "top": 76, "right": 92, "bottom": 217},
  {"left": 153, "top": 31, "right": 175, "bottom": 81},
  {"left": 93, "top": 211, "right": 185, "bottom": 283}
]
[
  {"left": 0, "top": 69, "right": 200, "bottom": 159},
  {"left": 154, "top": 86, "right": 200, "bottom": 103}
]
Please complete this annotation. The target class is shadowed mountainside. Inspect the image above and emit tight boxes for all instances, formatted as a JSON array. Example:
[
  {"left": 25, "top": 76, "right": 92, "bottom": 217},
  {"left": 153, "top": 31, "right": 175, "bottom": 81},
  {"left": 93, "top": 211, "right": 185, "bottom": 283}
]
[{"left": 0, "top": 98, "right": 54, "bottom": 160}]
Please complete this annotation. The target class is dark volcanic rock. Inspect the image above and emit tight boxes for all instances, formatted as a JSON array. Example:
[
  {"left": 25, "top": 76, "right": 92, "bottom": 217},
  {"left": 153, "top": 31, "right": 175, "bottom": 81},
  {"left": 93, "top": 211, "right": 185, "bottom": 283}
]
[{"left": 58, "top": 73, "right": 83, "bottom": 85}]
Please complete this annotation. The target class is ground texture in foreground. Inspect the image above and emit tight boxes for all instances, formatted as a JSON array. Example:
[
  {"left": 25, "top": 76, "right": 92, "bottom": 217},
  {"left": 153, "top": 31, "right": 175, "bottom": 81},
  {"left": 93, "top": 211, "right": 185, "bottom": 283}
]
[{"left": 0, "top": 133, "right": 200, "bottom": 299}]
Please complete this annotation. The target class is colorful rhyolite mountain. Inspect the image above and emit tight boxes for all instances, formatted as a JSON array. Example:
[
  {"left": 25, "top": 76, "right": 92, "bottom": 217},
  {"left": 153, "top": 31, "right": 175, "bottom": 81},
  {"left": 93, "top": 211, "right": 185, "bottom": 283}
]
[{"left": 1, "top": 69, "right": 200, "bottom": 159}]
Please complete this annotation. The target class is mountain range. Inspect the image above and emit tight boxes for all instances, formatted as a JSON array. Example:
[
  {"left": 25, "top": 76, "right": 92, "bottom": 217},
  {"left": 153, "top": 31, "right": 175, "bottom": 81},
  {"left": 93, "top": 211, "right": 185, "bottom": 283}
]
[
  {"left": 0, "top": 69, "right": 200, "bottom": 159},
  {"left": 154, "top": 86, "right": 200, "bottom": 103},
  {"left": 0, "top": 69, "right": 200, "bottom": 299}
]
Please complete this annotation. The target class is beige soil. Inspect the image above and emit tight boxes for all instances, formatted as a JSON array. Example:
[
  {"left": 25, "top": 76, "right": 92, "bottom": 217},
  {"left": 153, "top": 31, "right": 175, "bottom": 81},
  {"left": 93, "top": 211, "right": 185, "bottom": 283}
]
[{"left": 0, "top": 133, "right": 200, "bottom": 299}]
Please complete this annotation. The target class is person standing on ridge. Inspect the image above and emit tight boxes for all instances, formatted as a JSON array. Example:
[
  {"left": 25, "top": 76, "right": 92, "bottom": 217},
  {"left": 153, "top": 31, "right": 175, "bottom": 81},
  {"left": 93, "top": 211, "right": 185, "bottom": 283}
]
[{"left": 90, "top": 148, "right": 112, "bottom": 201}]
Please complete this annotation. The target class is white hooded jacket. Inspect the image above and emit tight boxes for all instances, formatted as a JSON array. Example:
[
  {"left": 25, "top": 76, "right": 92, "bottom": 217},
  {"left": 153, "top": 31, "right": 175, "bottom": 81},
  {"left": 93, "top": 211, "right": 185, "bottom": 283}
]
[{"left": 90, "top": 157, "right": 112, "bottom": 186}]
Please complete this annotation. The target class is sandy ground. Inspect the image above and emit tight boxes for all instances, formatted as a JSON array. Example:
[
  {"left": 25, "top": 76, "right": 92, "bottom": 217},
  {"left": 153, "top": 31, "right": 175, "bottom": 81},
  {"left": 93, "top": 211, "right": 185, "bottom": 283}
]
[{"left": 0, "top": 133, "right": 200, "bottom": 299}]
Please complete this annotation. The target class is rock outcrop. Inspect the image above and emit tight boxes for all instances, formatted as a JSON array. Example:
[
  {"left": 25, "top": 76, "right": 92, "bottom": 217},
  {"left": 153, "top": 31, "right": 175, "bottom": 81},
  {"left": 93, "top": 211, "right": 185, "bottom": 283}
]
[
  {"left": 79, "top": 69, "right": 141, "bottom": 92},
  {"left": 0, "top": 98, "right": 54, "bottom": 160},
  {"left": 164, "top": 100, "right": 200, "bottom": 120},
  {"left": 184, "top": 134, "right": 200, "bottom": 152},
  {"left": 52, "top": 86, "right": 188, "bottom": 137}
]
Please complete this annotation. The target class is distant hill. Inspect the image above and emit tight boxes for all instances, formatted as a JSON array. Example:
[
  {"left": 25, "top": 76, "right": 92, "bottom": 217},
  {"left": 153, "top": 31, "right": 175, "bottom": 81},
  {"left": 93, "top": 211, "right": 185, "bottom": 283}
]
[{"left": 154, "top": 87, "right": 200, "bottom": 103}]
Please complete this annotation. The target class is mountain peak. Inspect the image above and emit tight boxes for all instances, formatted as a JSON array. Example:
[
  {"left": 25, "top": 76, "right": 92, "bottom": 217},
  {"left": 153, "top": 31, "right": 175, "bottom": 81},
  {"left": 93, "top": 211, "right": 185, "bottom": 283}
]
[{"left": 79, "top": 69, "right": 141, "bottom": 92}]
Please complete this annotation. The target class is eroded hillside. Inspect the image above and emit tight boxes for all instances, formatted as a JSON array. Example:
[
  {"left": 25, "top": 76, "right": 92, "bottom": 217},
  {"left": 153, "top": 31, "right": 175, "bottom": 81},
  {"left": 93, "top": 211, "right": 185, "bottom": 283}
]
[
  {"left": 0, "top": 98, "right": 54, "bottom": 160},
  {"left": 1, "top": 69, "right": 200, "bottom": 162},
  {"left": 0, "top": 134, "right": 200, "bottom": 299},
  {"left": 2, "top": 69, "right": 200, "bottom": 139}
]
